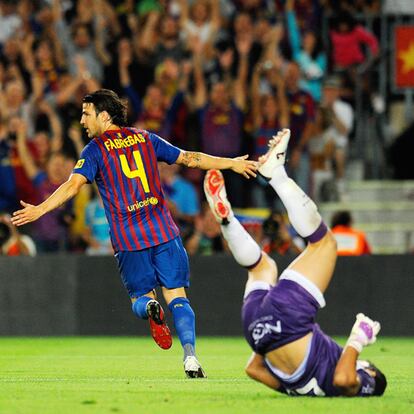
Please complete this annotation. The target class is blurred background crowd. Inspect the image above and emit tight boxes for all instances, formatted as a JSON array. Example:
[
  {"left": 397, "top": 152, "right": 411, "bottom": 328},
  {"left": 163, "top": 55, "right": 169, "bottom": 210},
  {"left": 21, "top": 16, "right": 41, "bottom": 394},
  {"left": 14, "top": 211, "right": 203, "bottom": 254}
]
[{"left": 2, "top": 0, "right": 411, "bottom": 257}]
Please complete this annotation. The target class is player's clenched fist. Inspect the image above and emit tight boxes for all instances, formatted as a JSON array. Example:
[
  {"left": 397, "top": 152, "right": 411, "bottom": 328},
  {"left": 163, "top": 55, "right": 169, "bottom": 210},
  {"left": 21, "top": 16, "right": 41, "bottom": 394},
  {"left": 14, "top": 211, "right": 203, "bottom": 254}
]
[{"left": 345, "top": 313, "right": 381, "bottom": 353}]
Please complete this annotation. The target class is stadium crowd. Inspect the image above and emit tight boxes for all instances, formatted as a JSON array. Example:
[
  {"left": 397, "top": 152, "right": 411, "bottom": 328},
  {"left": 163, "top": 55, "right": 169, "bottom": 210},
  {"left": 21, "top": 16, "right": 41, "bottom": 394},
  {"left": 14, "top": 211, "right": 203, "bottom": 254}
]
[{"left": 0, "top": 0, "right": 380, "bottom": 254}]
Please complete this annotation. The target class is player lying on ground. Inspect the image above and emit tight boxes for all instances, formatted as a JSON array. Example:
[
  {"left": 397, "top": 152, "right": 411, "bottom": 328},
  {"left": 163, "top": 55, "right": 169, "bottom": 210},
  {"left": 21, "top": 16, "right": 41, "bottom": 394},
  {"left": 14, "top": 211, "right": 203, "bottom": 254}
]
[
  {"left": 203, "top": 129, "right": 386, "bottom": 396},
  {"left": 11, "top": 89, "right": 257, "bottom": 378}
]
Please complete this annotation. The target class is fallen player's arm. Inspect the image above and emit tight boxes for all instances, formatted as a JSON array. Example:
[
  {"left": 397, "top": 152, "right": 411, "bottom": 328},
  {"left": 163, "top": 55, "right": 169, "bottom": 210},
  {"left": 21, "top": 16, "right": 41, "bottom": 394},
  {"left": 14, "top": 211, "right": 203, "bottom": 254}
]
[
  {"left": 176, "top": 150, "right": 257, "bottom": 178},
  {"left": 333, "top": 346, "right": 361, "bottom": 396},
  {"left": 334, "top": 313, "right": 381, "bottom": 396},
  {"left": 11, "top": 173, "right": 87, "bottom": 226},
  {"left": 245, "top": 352, "right": 282, "bottom": 391}
]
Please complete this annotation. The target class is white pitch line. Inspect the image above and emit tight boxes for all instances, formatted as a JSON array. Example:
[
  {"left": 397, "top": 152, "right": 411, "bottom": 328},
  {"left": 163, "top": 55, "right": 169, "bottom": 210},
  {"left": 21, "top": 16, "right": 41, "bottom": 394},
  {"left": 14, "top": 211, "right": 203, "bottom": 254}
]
[{"left": 0, "top": 377, "right": 249, "bottom": 383}]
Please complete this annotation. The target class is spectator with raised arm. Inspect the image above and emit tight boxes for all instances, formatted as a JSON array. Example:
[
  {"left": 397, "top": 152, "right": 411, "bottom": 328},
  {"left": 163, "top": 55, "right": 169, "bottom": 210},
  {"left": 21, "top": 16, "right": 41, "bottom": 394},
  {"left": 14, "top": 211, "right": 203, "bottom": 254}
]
[
  {"left": 320, "top": 77, "right": 354, "bottom": 200},
  {"left": 52, "top": 56, "right": 101, "bottom": 135},
  {"left": 52, "top": 0, "right": 106, "bottom": 82},
  {"left": 256, "top": 22, "right": 285, "bottom": 72},
  {"left": 192, "top": 35, "right": 249, "bottom": 206},
  {"left": 31, "top": 100, "right": 63, "bottom": 169},
  {"left": 67, "top": 125, "right": 84, "bottom": 159},
  {"left": 31, "top": 36, "right": 66, "bottom": 95},
  {"left": 119, "top": 45, "right": 190, "bottom": 142},
  {"left": 154, "top": 58, "right": 192, "bottom": 147},
  {"left": 65, "top": 124, "right": 92, "bottom": 253},
  {"left": 0, "top": 0, "right": 22, "bottom": 47},
  {"left": 178, "top": 0, "right": 221, "bottom": 48},
  {"left": 251, "top": 62, "right": 290, "bottom": 160},
  {"left": 232, "top": 12, "right": 263, "bottom": 81},
  {"left": 284, "top": 61, "right": 316, "bottom": 195},
  {"left": 307, "top": 105, "right": 336, "bottom": 202},
  {"left": 250, "top": 60, "right": 289, "bottom": 207},
  {"left": 0, "top": 117, "right": 20, "bottom": 213},
  {"left": 15, "top": 119, "right": 74, "bottom": 252},
  {"left": 0, "top": 116, "right": 38, "bottom": 212},
  {"left": 0, "top": 78, "right": 35, "bottom": 136},
  {"left": 285, "top": 0, "right": 326, "bottom": 102},
  {"left": 140, "top": 11, "right": 187, "bottom": 65}
]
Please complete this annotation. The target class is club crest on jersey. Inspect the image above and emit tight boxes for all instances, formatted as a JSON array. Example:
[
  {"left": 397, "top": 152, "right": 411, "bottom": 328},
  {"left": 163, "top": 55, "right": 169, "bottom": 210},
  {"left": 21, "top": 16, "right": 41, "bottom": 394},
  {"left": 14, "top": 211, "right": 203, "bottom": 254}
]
[{"left": 74, "top": 159, "right": 85, "bottom": 169}]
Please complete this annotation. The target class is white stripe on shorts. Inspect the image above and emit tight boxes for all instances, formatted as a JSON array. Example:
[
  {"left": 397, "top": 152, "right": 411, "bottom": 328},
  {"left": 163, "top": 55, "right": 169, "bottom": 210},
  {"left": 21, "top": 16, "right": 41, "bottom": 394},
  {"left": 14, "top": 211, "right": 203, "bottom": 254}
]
[
  {"left": 243, "top": 281, "right": 271, "bottom": 299},
  {"left": 279, "top": 268, "right": 326, "bottom": 308}
]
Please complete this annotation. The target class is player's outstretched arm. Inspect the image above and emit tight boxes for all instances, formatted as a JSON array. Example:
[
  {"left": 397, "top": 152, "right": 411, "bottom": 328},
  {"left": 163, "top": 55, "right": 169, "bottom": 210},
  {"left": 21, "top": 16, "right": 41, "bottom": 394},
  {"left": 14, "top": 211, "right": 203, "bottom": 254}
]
[
  {"left": 333, "top": 313, "right": 381, "bottom": 396},
  {"left": 245, "top": 352, "right": 282, "bottom": 391},
  {"left": 176, "top": 151, "right": 258, "bottom": 178},
  {"left": 11, "top": 173, "right": 87, "bottom": 227}
]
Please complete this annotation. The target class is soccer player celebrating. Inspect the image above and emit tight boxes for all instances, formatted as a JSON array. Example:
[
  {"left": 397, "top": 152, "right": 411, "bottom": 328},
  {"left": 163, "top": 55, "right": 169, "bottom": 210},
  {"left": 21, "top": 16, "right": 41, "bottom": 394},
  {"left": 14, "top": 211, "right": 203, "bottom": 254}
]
[
  {"left": 203, "top": 129, "right": 387, "bottom": 396},
  {"left": 11, "top": 89, "right": 257, "bottom": 378}
]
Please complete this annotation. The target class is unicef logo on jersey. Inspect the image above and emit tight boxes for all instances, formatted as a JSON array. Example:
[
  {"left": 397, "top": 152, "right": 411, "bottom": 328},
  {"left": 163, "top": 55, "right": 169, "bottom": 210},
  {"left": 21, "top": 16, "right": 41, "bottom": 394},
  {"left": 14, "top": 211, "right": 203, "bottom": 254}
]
[
  {"left": 251, "top": 320, "right": 282, "bottom": 344},
  {"left": 128, "top": 197, "right": 159, "bottom": 212}
]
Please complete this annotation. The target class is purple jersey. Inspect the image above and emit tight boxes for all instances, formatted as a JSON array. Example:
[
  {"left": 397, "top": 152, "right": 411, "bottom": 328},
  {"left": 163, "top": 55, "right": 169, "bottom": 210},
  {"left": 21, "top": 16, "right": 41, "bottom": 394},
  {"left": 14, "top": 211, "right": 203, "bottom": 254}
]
[
  {"left": 243, "top": 276, "right": 378, "bottom": 397},
  {"left": 268, "top": 326, "right": 377, "bottom": 397},
  {"left": 73, "top": 128, "right": 180, "bottom": 252},
  {"left": 271, "top": 324, "right": 344, "bottom": 396}
]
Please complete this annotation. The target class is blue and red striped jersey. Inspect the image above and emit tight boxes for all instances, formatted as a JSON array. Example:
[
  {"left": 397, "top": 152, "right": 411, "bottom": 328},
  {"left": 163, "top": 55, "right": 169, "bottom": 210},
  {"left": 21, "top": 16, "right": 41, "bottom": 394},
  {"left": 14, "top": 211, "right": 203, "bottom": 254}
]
[{"left": 73, "top": 128, "right": 181, "bottom": 252}]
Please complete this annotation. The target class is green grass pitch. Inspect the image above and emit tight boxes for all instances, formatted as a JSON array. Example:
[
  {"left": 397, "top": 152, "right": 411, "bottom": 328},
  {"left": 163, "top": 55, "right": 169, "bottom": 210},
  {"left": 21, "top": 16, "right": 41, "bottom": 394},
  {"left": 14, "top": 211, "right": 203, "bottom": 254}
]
[{"left": 0, "top": 337, "right": 412, "bottom": 414}]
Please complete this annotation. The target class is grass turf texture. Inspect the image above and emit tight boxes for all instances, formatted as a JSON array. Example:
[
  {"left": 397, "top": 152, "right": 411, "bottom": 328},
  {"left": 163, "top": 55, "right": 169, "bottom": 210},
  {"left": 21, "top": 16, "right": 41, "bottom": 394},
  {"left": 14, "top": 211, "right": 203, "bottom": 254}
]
[{"left": 0, "top": 337, "right": 412, "bottom": 414}]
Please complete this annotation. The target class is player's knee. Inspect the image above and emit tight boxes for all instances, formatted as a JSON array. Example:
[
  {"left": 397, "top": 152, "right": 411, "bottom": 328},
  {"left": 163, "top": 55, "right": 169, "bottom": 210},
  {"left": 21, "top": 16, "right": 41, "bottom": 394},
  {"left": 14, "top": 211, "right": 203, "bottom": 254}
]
[{"left": 248, "top": 253, "right": 278, "bottom": 285}]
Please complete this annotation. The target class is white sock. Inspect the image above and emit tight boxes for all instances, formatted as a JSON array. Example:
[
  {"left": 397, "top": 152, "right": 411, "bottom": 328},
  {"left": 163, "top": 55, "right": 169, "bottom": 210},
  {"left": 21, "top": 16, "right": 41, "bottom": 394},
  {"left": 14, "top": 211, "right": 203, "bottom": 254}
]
[
  {"left": 221, "top": 218, "right": 261, "bottom": 267},
  {"left": 269, "top": 166, "right": 323, "bottom": 238}
]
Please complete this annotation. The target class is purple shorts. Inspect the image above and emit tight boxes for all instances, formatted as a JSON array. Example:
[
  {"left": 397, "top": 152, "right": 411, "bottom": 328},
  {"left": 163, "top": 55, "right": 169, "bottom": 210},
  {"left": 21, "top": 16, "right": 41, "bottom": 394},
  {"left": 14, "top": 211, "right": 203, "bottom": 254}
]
[{"left": 242, "top": 269, "right": 326, "bottom": 355}]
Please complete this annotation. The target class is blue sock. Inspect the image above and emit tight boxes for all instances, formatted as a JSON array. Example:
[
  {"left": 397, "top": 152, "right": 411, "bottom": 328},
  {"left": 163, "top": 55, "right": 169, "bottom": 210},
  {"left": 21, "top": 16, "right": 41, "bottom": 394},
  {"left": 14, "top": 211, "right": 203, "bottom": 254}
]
[
  {"left": 132, "top": 296, "right": 152, "bottom": 319},
  {"left": 168, "top": 297, "right": 196, "bottom": 357}
]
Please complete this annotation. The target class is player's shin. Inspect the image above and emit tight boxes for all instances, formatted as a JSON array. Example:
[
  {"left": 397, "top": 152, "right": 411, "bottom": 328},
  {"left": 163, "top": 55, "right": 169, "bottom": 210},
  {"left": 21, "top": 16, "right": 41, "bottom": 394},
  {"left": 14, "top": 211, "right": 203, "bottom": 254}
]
[
  {"left": 269, "top": 166, "right": 327, "bottom": 242},
  {"left": 168, "top": 297, "right": 196, "bottom": 358},
  {"left": 221, "top": 218, "right": 262, "bottom": 268}
]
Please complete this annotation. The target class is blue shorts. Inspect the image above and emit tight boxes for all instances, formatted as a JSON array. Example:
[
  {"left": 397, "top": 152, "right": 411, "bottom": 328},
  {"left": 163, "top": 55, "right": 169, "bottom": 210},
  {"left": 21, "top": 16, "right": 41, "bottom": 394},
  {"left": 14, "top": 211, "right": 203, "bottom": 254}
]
[{"left": 115, "top": 237, "right": 190, "bottom": 298}]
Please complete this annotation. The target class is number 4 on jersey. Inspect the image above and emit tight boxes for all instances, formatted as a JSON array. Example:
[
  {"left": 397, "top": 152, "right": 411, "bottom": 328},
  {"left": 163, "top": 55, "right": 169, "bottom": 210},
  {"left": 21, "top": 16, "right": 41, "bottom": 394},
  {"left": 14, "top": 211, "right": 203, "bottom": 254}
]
[{"left": 119, "top": 150, "right": 150, "bottom": 193}]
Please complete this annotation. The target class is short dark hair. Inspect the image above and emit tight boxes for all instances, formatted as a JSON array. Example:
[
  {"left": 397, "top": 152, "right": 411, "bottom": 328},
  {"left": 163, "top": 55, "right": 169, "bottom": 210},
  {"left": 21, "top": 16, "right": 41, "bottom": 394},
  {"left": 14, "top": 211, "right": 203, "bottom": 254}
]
[
  {"left": 83, "top": 89, "right": 128, "bottom": 126},
  {"left": 331, "top": 210, "right": 352, "bottom": 228},
  {"left": 332, "top": 10, "right": 357, "bottom": 31},
  {"left": 368, "top": 362, "right": 387, "bottom": 396}
]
